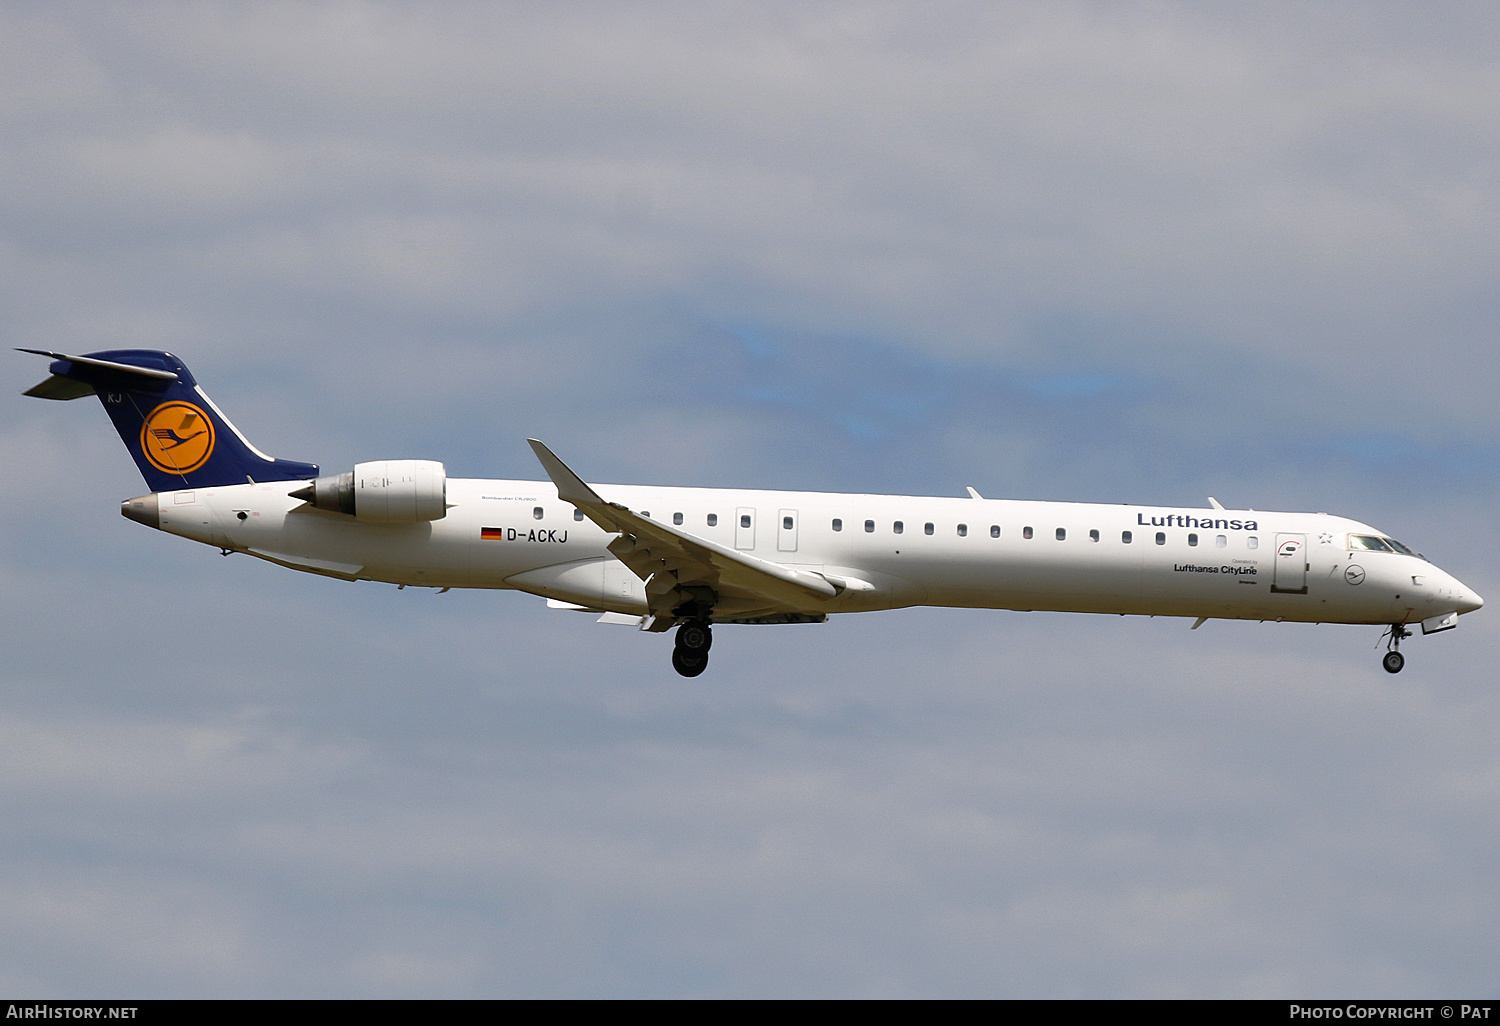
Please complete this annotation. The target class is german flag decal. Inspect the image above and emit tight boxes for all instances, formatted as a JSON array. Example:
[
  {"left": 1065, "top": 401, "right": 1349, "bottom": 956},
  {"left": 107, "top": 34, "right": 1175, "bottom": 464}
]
[{"left": 481, "top": 527, "right": 504, "bottom": 540}]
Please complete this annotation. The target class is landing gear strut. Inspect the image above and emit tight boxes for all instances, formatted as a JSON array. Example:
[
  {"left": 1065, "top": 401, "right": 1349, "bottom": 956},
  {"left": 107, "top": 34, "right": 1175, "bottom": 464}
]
[
  {"left": 672, "top": 620, "right": 712, "bottom": 678},
  {"left": 1381, "top": 624, "right": 1411, "bottom": 674}
]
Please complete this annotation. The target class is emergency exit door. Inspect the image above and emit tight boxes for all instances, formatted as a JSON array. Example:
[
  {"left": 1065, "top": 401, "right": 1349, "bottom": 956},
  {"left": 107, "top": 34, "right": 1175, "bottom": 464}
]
[
  {"left": 777, "top": 509, "right": 799, "bottom": 552},
  {"left": 735, "top": 508, "right": 755, "bottom": 550}
]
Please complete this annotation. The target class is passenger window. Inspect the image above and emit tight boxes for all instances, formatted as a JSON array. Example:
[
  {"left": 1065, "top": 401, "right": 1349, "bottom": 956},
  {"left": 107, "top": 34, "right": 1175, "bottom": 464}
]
[
  {"left": 990, "top": 525, "right": 1000, "bottom": 538},
  {"left": 674, "top": 512, "right": 683, "bottom": 525},
  {"left": 1215, "top": 534, "right": 1226, "bottom": 547},
  {"left": 924, "top": 522, "right": 934, "bottom": 535},
  {"left": 1056, "top": 528, "right": 1066, "bottom": 541},
  {"left": 1122, "top": 531, "right": 1132, "bottom": 543},
  {"left": 1156, "top": 532, "right": 1166, "bottom": 545},
  {"left": 707, "top": 513, "right": 718, "bottom": 527},
  {"left": 783, "top": 516, "right": 793, "bottom": 530},
  {"left": 832, "top": 518, "right": 842, "bottom": 532},
  {"left": 574, "top": 509, "right": 584, "bottom": 522},
  {"left": 865, "top": 520, "right": 875, "bottom": 533},
  {"left": 1023, "top": 526, "right": 1033, "bottom": 539},
  {"left": 642, "top": 511, "right": 650, "bottom": 518},
  {"left": 1089, "top": 529, "right": 1099, "bottom": 542},
  {"left": 957, "top": 524, "right": 967, "bottom": 537},
  {"left": 1188, "top": 533, "right": 1198, "bottom": 547},
  {"left": 893, "top": 521, "right": 904, "bottom": 534},
  {"left": 740, "top": 514, "right": 750, "bottom": 528},
  {"left": 1248, "top": 536, "right": 1259, "bottom": 549},
  {"left": 533, "top": 506, "right": 544, "bottom": 520}
]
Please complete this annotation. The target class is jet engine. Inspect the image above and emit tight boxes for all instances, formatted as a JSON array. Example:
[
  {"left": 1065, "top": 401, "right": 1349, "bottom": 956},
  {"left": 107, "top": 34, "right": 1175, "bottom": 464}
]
[{"left": 290, "top": 460, "right": 447, "bottom": 522}]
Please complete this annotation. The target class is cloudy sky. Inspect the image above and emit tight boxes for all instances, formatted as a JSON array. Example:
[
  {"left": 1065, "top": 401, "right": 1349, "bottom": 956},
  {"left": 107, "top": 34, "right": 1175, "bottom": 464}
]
[{"left": 2, "top": 1, "right": 1497, "bottom": 997}]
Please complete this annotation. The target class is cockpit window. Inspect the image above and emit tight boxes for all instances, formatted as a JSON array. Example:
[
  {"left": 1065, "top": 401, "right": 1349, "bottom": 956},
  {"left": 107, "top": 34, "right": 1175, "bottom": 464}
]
[
  {"left": 1384, "top": 537, "right": 1416, "bottom": 556},
  {"left": 1348, "top": 534, "right": 1394, "bottom": 552}
]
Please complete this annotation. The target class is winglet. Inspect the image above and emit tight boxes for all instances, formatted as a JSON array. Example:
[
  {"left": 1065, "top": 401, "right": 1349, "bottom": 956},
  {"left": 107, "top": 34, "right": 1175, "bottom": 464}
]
[
  {"left": 1208, "top": 496, "right": 1225, "bottom": 510},
  {"left": 966, "top": 486, "right": 984, "bottom": 500},
  {"left": 528, "top": 439, "right": 606, "bottom": 508}
]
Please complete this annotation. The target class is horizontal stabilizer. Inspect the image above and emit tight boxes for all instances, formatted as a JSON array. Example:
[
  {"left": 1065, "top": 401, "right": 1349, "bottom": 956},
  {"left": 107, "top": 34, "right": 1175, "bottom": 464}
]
[
  {"left": 23, "top": 375, "right": 96, "bottom": 401},
  {"left": 19, "top": 348, "right": 180, "bottom": 401},
  {"left": 17, "top": 348, "right": 180, "bottom": 381}
]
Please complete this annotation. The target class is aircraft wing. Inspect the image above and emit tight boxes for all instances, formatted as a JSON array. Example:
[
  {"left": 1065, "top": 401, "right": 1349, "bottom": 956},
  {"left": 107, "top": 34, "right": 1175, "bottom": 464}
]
[{"left": 528, "top": 439, "right": 839, "bottom": 625}]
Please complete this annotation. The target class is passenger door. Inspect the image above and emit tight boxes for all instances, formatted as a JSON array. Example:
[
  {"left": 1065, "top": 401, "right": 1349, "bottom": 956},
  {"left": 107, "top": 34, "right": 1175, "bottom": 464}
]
[{"left": 1272, "top": 533, "right": 1308, "bottom": 594}]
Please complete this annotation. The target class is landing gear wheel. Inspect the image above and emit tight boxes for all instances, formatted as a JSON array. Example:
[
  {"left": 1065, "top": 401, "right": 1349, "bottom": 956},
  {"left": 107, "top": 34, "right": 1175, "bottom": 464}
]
[
  {"left": 672, "top": 647, "right": 708, "bottom": 678},
  {"left": 1381, "top": 623, "right": 1411, "bottom": 674},
  {"left": 677, "top": 621, "right": 712, "bottom": 654}
]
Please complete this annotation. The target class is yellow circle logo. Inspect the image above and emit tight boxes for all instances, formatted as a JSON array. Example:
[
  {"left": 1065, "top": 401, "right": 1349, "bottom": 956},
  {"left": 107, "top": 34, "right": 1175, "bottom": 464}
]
[{"left": 140, "top": 401, "right": 216, "bottom": 475}]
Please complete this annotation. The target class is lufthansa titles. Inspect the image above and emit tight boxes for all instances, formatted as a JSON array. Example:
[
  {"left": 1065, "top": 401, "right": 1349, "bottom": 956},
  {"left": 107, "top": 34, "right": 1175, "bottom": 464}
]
[
  {"left": 1174, "top": 563, "right": 1259, "bottom": 576},
  {"left": 1140, "top": 513, "right": 1258, "bottom": 531}
]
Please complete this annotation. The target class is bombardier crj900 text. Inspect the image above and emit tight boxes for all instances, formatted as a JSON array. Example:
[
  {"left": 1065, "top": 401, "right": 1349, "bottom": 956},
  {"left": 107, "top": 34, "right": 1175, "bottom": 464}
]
[{"left": 22, "top": 349, "right": 1484, "bottom": 677}]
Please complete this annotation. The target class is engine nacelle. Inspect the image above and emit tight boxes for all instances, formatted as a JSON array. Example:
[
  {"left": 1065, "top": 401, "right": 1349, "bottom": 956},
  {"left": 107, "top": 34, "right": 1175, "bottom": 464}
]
[{"left": 291, "top": 460, "right": 447, "bottom": 522}]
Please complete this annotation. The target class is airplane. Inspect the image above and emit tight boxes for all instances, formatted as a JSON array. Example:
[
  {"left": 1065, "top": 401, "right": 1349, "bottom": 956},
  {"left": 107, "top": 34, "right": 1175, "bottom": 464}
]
[{"left": 20, "top": 348, "right": 1484, "bottom": 677}]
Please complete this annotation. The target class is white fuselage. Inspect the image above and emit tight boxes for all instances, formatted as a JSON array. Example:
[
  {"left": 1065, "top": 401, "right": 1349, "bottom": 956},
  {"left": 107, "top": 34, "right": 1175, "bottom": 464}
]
[{"left": 141, "top": 478, "right": 1483, "bottom": 628}]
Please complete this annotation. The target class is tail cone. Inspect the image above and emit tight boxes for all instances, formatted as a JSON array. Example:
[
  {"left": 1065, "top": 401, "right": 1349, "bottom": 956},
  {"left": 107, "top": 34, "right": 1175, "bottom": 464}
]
[{"left": 121, "top": 494, "right": 159, "bottom": 530}]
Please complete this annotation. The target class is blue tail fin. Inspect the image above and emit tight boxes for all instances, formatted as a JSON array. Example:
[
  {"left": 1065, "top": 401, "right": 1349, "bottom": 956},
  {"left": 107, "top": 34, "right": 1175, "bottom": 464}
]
[{"left": 20, "top": 349, "right": 318, "bottom": 491}]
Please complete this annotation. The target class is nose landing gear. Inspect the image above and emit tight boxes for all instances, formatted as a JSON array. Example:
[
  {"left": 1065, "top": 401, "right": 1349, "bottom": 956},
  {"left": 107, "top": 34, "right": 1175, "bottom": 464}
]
[
  {"left": 672, "top": 620, "right": 712, "bottom": 677},
  {"left": 1381, "top": 624, "right": 1412, "bottom": 674}
]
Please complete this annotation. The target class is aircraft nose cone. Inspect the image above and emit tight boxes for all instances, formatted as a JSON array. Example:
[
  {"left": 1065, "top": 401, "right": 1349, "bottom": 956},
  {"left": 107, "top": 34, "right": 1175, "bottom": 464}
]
[
  {"left": 121, "top": 494, "right": 159, "bottom": 530},
  {"left": 1457, "top": 585, "right": 1484, "bottom": 614}
]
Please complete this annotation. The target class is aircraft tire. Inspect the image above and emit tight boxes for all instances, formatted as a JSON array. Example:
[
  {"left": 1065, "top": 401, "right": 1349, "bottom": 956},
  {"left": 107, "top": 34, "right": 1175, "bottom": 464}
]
[
  {"left": 672, "top": 648, "right": 708, "bottom": 678},
  {"left": 677, "top": 622, "right": 712, "bottom": 654},
  {"left": 1382, "top": 651, "right": 1405, "bottom": 674}
]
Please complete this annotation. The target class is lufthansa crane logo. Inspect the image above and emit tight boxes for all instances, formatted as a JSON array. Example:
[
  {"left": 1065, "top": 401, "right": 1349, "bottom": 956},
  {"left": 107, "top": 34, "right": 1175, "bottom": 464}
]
[{"left": 140, "top": 401, "right": 215, "bottom": 474}]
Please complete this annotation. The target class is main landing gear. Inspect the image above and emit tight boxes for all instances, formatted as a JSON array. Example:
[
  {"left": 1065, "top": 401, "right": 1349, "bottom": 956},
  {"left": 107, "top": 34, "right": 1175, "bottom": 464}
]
[
  {"left": 1381, "top": 624, "right": 1412, "bottom": 674},
  {"left": 671, "top": 620, "right": 712, "bottom": 678}
]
